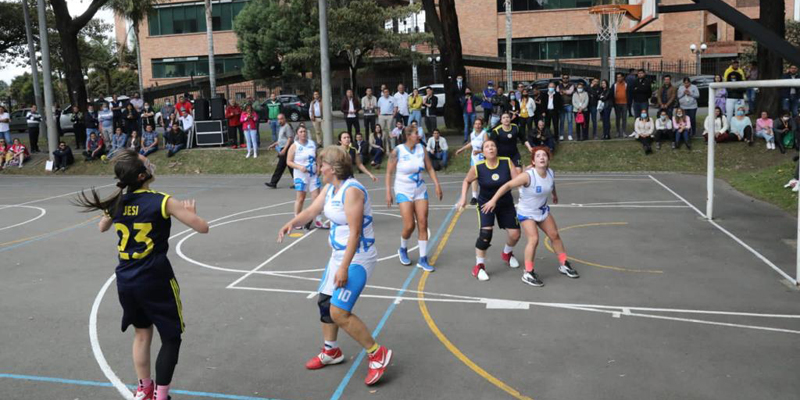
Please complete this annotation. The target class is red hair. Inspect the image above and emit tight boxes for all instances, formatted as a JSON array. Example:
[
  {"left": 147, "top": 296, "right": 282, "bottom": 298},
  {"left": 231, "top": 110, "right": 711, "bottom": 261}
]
[{"left": 530, "top": 146, "right": 552, "bottom": 164}]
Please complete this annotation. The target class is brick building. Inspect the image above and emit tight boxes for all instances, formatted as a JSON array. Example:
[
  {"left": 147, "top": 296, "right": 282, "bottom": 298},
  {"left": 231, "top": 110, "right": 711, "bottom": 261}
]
[{"left": 116, "top": 0, "right": 799, "bottom": 95}]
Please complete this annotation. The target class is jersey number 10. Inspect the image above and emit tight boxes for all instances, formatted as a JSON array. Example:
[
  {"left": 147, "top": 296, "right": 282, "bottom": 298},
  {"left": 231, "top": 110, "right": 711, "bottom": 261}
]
[{"left": 115, "top": 222, "right": 155, "bottom": 260}]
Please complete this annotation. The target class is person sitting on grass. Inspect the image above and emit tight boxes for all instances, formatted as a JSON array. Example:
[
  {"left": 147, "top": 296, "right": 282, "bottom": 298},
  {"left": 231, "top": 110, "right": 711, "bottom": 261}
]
[
  {"left": 703, "top": 107, "right": 732, "bottom": 143},
  {"left": 755, "top": 110, "right": 776, "bottom": 150},
  {"left": 426, "top": 128, "right": 449, "bottom": 170},
  {"left": 390, "top": 120, "right": 404, "bottom": 150},
  {"left": 128, "top": 130, "right": 141, "bottom": 154},
  {"left": 355, "top": 132, "right": 369, "bottom": 166},
  {"left": 633, "top": 111, "right": 655, "bottom": 154},
  {"left": 525, "top": 119, "right": 555, "bottom": 153},
  {"left": 107, "top": 127, "right": 127, "bottom": 159},
  {"left": 654, "top": 109, "right": 674, "bottom": 150},
  {"left": 673, "top": 108, "right": 692, "bottom": 150},
  {"left": 8, "top": 138, "right": 29, "bottom": 168},
  {"left": 52, "top": 141, "right": 74, "bottom": 172},
  {"left": 165, "top": 124, "right": 187, "bottom": 158},
  {"left": 728, "top": 106, "right": 754, "bottom": 145},
  {"left": 140, "top": 125, "right": 159, "bottom": 156},
  {"left": 370, "top": 125, "right": 386, "bottom": 168},
  {"left": 773, "top": 110, "right": 792, "bottom": 154},
  {"left": 83, "top": 132, "right": 106, "bottom": 161},
  {"left": 0, "top": 138, "right": 9, "bottom": 170}
]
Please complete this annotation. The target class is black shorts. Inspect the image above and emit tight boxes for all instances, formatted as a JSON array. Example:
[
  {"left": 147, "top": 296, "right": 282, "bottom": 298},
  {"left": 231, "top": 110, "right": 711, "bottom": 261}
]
[
  {"left": 510, "top": 153, "right": 521, "bottom": 168},
  {"left": 118, "top": 277, "right": 184, "bottom": 340},
  {"left": 477, "top": 201, "right": 519, "bottom": 230}
]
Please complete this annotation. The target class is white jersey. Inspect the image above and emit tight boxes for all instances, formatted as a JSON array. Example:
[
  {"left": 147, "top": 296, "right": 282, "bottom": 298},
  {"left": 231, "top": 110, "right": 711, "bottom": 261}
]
[
  {"left": 469, "top": 130, "right": 486, "bottom": 166},
  {"left": 516, "top": 168, "right": 554, "bottom": 222},
  {"left": 292, "top": 140, "right": 321, "bottom": 192},
  {"left": 319, "top": 178, "right": 377, "bottom": 295}
]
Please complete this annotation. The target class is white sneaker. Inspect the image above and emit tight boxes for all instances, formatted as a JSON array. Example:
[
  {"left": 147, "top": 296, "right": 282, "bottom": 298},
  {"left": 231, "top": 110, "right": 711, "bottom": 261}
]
[
  {"left": 254, "top": 151, "right": 258, "bottom": 158},
  {"left": 477, "top": 268, "right": 489, "bottom": 281},
  {"left": 784, "top": 179, "right": 797, "bottom": 188},
  {"left": 766, "top": 142, "right": 771, "bottom": 149},
  {"left": 559, "top": 135, "right": 564, "bottom": 141},
  {"left": 794, "top": 185, "right": 800, "bottom": 193},
  {"left": 245, "top": 152, "right": 251, "bottom": 159},
  {"left": 568, "top": 135, "right": 573, "bottom": 141}
]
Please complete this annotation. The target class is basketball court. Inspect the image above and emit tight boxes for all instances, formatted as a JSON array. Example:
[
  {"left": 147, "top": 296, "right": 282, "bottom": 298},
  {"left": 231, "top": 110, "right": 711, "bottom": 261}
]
[{"left": 1, "top": 171, "right": 799, "bottom": 400}]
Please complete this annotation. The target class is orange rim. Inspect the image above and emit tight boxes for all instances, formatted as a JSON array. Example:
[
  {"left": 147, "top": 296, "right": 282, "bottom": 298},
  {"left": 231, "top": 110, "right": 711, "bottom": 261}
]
[{"left": 588, "top": 4, "right": 642, "bottom": 20}]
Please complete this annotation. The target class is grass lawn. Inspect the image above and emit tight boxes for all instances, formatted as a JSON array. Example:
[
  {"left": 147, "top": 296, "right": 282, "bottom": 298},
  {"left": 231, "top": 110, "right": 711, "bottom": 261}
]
[{"left": 4, "top": 125, "right": 798, "bottom": 214}]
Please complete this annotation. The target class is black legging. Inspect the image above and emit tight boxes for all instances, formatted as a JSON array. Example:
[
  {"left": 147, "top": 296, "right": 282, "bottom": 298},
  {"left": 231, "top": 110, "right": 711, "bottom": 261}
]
[
  {"left": 27, "top": 126, "right": 40, "bottom": 152},
  {"left": 545, "top": 110, "right": 559, "bottom": 141},
  {"left": 156, "top": 336, "right": 182, "bottom": 386},
  {"left": 268, "top": 150, "right": 294, "bottom": 186}
]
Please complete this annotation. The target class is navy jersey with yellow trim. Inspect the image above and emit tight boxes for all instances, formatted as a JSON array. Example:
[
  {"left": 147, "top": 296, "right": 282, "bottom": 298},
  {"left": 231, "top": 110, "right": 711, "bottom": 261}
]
[
  {"left": 490, "top": 124, "right": 520, "bottom": 159},
  {"left": 112, "top": 190, "right": 173, "bottom": 286},
  {"left": 475, "top": 157, "right": 514, "bottom": 206}
]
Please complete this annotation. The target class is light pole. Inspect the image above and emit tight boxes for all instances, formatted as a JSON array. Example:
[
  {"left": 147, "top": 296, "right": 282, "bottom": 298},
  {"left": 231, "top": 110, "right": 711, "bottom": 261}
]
[
  {"left": 427, "top": 55, "right": 441, "bottom": 84},
  {"left": 690, "top": 43, "right": 707, "bottom": 75}
]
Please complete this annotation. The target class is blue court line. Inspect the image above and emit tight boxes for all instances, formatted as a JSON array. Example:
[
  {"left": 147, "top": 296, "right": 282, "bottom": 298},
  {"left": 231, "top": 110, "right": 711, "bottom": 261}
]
[
  {"left": 0, "top": 373, "right": 289, "bottom": 400},
  {"left": 328, "top": 206, "right": 458, "bottom": 400}
]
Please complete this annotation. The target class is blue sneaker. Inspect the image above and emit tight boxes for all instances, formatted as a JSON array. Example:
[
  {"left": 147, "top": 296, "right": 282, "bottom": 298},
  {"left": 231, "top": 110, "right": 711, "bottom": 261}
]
[
  {"left": 416, "top": 256, "right": 434, "bottom": 272},
  {"left": 398, "top": 247, "right": 412, "bottom": 266}
]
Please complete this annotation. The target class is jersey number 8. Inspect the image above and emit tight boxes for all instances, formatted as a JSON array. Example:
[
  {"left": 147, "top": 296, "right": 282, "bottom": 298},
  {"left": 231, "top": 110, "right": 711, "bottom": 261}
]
[
  {"left": 337, "top": 289, "right": 352, "bottom": 303},
  {"left": 114, "top": 222, "right": 155, "bottom": 260}
]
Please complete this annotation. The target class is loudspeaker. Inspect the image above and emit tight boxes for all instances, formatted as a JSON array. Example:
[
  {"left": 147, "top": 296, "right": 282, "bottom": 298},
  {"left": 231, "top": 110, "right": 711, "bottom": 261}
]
[
  {"left": 194, "top": 98, "right": 210, "bottom": 121},
  {"left": 210, "top": 96, "right": 226, "bottom": 120}
]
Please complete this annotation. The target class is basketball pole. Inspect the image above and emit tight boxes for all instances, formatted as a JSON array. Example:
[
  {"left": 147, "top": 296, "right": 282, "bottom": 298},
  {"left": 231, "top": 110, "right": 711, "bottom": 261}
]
[
  {"left": 319, "top": 0, "right": 334, "bottom": 147},
  {"left": 706, "top": 86, "right": 715, "bottom": 221}
]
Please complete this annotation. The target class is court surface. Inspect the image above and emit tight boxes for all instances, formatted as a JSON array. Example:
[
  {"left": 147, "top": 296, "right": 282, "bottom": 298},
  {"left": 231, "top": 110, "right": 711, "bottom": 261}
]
[{"left": 1, "top": 172, "right": 799, "bottom": 400}]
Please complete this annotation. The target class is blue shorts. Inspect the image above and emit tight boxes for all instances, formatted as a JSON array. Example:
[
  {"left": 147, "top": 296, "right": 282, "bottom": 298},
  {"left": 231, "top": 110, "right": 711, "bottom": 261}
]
[
  {"left": 395, "top": 188, "right": 428, "bottom": 204},
  {"left": 328, "top": 263, "right": 368, "bottom": 312}
]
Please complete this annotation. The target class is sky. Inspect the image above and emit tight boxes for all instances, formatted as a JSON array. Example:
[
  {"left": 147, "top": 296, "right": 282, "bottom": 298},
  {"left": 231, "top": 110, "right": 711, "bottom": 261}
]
[{"left": 0, "top": 0, "right": 116, "bottom": 84}]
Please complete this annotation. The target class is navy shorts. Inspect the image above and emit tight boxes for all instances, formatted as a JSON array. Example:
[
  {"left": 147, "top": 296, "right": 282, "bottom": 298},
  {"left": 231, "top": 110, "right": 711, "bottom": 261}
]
[
  {"left": 118, "top": 277, "right": 184, "bottom": 340},
  {"left": 477, "top": 201, "right": 519, "bottom": 230}
]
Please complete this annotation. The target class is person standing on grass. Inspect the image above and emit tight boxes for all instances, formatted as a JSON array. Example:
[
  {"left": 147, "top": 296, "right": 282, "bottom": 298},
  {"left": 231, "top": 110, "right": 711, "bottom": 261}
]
[
  {"left": 461, "top": 88, "right": 480, "bottom": 143},
  {"left": 175, "top": 95, "right": 193, "bottom": 116},
  {"left": 631, "top": 69, "right": 652, "bottom": 120},
  {"left": 99, "top": 103, "right": 114, "bottom": 143},
  {"left": 377, "top": 88, "right": 396, "bottom": 142},
  {"left": 26, "top": 105, "right": 42, "bottom": 152},
  {"left": 611, "top": 73, "right": 628, "bottom": 138},
  {"left": 266, "top": 93, "right": 282, "bottom": 142},
  {"left": 625, "top": 68, "right": 637, "bottom": 117},
  {"left": 572, "top": 82, "right": 589, "bottom": 141},
  {"left": 557, "top": 74, "right": 576, "bottom": 141},
  {"left": 141, "top": 103, "right": 156, "bottom": 132},
  {"left": 52, "top": 141, "right": 74, "bottom": 172},
  {"left": 240, "top": 104, "right": 259, "bottom": 159},
  {"left": 455, "top": 118, "right": 488, "bottom": 205},
  {"left": 482, "top": 80, "right": 497, "bottom": 123},
  {"left": 678, "top": 77, "right": 699, "bottom": 137},
  {"left": 542, "top": 82, "right": 562, "bottom": 141},
  {"left": 111, "top": 94, "right": 124, "bottom": 131},
  {"left": 598, "top": 79, "right": 613, "bottom": 140},
  {"left": 160, "top": 99, "right": 175, "bottom": 132},
  {"left": 655, "top": 75, "right": 677, "bottom": 118},
  {"left": 165, "top": 124, "right": 187, "bottom": 158},
  {"left": 341, "top": 89, "right": 361, "bottom": 138},
  {"left": 587, "top": 78, "right": 600, "bottom": 139},
  {"left": 480, "top": 146, "right": 578, "bottom": 287},
  {"left": 422, "top": 87, "right": 438, "bottom": 135},
  {"left": 361, "top": 88, "right": 377, "bottom": 141},
  {"left": 393, "top": 84, "right": 410, "bottom": 126},
  {"left": 385, "top": 126, "right": 444, "bottom": 272},
  {"left": 456, "top": 139, "right": 521, "bottom": 282},
  {"left": 286, "top": 125, "right": 326, "bottom": 229},
  {"left": 277, "top": 146, "right": 393, "bottom": 386},
  {"left": 123, "top": 103, "right": 139, "bottom": 137},
  {"left": 490, "top": 87, "right": 509, "bottom": 128},
  {"left": 408, "top": 88, "right": 423, "bottom": 128},
  {"left": 310, "top": 90, "right": 325, "bottom": 145},
  {"left": 76, "top": 150, "right": 209, "bottom": 400},
  {"left": 746, "top": 61, "right": 758, "bottom": 114},
  {"left": 723, "top": 60, "right": 747, "bottom": 120},
  {"left": 781, "top": 65, "right": 799, "bottom": 117},
  {"left": 140, "top": 125, "right": 159, "bottom": 157},
  {"left": 0, "top": 106, "right": 10, "bottom": 145},
  {"left": 518, "top": 88, "right": 534, "bottom": 144},
  {"left": 673, "top": 108, "right": 692, "bottom": 150},
  {"left": 265, "top": 114, "right": 295, "bottom": 188},
  {"left": 85, "top": 104, "right": 100, "bottom": 145},
  {"left": 226, "top": 99, "right": 243, "bottom": 149},
  {"left": 71, "top": 105, "right": 86, "bottom": 151}
]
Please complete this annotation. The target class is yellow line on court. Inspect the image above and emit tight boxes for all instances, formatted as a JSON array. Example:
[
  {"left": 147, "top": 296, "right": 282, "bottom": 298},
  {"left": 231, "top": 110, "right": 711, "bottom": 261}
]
[
  {"left": 543, "top": 222, "right": 663, "bottom": 274},
  {"left": 418, "top": 208, "right": 535, "bottom": 400},
  {"left": 0, "top": 215, "right": 100, "bottom": 248}
]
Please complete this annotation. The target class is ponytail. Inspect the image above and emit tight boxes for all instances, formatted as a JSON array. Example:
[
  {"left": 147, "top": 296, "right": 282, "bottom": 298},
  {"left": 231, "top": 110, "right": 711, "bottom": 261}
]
[{"left": 73, "top": 149, "right": 148, "bottom": 217}]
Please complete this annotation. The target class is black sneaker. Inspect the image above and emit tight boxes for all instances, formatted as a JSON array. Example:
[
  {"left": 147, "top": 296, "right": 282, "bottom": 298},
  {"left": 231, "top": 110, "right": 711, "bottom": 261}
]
[
  {"left": 469, "top": 197, "right": 478, "bottom": 206},
  {"left": 521, "top": 271, "right": 544, "bottom": 287},
  {"left": 264, "top": 182, "right": 277, "bottom": 189},
  {"left": 558, "top": 261, "right": 579, "bottom": 278}
]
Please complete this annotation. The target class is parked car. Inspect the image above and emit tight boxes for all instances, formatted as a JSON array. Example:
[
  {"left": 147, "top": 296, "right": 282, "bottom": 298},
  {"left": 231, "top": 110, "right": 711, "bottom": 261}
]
[
  {"left": 258, "top": 95, "right": 309, "bottom": 122},
  {"left": 9, "top": 108, "right": 30, "bottom": 133},
  {"left": 532, "top": 77, "right": 592, "bottom": 91},
  {"left": 417, "top": 84, "right": 446, "bottom": 110}
]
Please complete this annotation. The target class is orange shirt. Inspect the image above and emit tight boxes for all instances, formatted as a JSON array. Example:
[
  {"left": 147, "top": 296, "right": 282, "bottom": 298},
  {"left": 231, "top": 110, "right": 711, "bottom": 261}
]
[{"left": 614, "top": 83, "right": 627, "bottom": 105}]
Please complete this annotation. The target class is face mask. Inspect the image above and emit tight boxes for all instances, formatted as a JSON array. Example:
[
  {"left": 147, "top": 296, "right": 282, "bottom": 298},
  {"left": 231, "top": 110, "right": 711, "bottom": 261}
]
[
  {"left": 641, "top": 113, "right": 647, "bottom": 119},
  {"left": 165, "top": 102, "right": 171, "bottom": 106},
  {"left": 784, "top": 116, "right": 791, "bottom": 121},
  {"left": 510, "top": 95, "right": 516, "bottom": 100},
  {"left": 677, "top": 113, "right": 683, "bottom": 117},
  {"left": 457, "top": 78, "right": 463, "bottom": 83},
  {"left": 548, "top": 88, "right": 555, "bottom": 93},
  {"left": 577, "top": 88, "right": 584, "bottom": 93},
  {"left": 736, "top": 111, "right": 744, "bottom": 116},
  {"left": 660, "top": 115, "right": 667, "bottom": 120}
]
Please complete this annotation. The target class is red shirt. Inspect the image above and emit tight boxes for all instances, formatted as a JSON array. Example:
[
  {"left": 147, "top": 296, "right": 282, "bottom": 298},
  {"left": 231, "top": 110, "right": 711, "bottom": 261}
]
[
  {"left": 240, "top": 111, "right": 258, "bottom": 130},
  {"left": 225, "top": 105, "right": 242, "bottom": 127},
  {"left": 176, "top": 101, "right": 193, "bottom": 116},
  {"left": 11, "top": 144, "right": 28, "bottom": 156},
  {"left": 0, "top": 145, "right": 7, "bottom": 153}
]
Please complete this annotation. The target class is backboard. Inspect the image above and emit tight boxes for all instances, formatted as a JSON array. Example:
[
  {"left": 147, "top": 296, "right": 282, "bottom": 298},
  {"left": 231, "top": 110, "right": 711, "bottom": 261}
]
[{"left": 629, "top": 0, "right": 658, "bottom": 32}]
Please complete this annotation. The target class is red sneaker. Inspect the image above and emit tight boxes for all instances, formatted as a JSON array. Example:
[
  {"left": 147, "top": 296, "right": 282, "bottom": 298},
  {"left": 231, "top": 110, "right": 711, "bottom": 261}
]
[
  {"left": 305, "top": 347, "right": 344, "bottom": 370},
  {"left": 472, "top": 263, "right": 489, "bottom": 281},
  {"left": 239, "top": 144, "right": 247, "bottom": 148},
  {"left": 133, "top": 380, "right": 154, "bottom": 400},
  {"left": 501, "top": 251, "right": 520, "bottom": 268},
  {"left": 365, "top": 346, "right": 393, "bottom": 386},
  {"left": 230, "top": 145, "right": 238, "bottom": 149}
]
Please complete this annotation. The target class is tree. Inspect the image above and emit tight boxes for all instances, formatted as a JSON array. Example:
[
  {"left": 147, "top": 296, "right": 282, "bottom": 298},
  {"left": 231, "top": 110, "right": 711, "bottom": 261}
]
[
  {"left": 421, "top": 0, "right": 466, "bottom": 130},
  {"left": 754, "top": 0, "right": 785, "bottom": 116},
  {"left": 107, "top": 0, "right": 161, "bottom": 95},
  {"left": 0, "top": 1, "right": 28, "bottom": 56},
  {"left": 49, "top": 0, "right": 109, "bottom": 111}
]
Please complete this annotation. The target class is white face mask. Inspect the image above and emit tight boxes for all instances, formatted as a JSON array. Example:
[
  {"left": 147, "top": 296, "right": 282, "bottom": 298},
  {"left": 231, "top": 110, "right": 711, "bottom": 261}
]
[{"left": 577, "top": 88, "right": 584, "bottom": 93}]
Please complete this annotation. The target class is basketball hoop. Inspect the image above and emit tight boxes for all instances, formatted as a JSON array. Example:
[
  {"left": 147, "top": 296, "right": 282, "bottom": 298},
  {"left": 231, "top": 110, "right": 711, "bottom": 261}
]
[{"left": 589, "top": 5, "right": 634, "bottom": 42}]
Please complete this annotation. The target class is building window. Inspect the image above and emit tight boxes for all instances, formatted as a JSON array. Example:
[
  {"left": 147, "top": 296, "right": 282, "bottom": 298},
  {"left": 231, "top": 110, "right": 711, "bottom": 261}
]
[
  {"left": 152, "top": 55, "right": 244, "bottom": 79},
  {"left": 498, "top": 32, "right": 661, "bottom": 60},
  {"left": 147, "top": 0, "right": 248, "bottom": 36},
  {"left": 496, "top": 0, "right": 594, "bottom": 13}
]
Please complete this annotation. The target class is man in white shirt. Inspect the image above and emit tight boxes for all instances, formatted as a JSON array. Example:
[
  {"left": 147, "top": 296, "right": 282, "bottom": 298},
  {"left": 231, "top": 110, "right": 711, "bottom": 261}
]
[
  {"left": 340, "top": 89, "right": 361, "bottom": 137},
  {"left": 426, "top": 128, "right": 448, "bottom": 170},
  {"left": 179, "top": 109, "right": 194, "bottom": 132},
  {"left": 0, "top": 106, "right": 10, "bottom": 144},
  {"left": 393, "top": 84, "right": 410, "bottom": 126},
  {"left": 361, "top": 88, "right": 377, "bottom": 141},
  {"left": 377, "top": 89, "right": 396, "bottom": 138},
  {"left": 309, "top": 90, "right": 324, "bottom": 144}
]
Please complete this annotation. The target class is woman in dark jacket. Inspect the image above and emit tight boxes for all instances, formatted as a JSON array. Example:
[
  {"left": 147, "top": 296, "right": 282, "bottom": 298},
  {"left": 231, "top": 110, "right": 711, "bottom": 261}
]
[
  {"left": 598, "top": 79, "right": 614, "bottom": 140},
  {"left": 121, "top": 103, "right": 139, "bottom": 135}
]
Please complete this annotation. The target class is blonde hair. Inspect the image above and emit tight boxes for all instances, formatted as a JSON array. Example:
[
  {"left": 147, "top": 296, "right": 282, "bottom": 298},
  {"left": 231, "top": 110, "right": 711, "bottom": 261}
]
[{"left": 319, "top": 146, "right": 353, "bottom": 180}]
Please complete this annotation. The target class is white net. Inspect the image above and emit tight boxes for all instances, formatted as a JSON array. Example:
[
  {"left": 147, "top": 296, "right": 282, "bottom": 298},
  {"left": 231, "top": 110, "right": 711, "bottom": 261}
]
[{"left": 589, "top": 8, "right": 627, "bottom": 42}]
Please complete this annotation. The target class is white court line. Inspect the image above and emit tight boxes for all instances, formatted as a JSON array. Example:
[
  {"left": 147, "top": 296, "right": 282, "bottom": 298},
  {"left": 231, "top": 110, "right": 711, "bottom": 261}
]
[
  {"left": 0, "top": 205, "right": 46, "bottom": 232},
  {"left": 0, "top": 183, "right": 115, "bottom": 211},
  {"left": 577, "top": 200, "right": 683, "bottom": 206},
  {"left": 226, "top": 229, "right": 318, "bottom": 289},
  {"left": 552, "top": 205, "right": 689, "bottom": 209},
  {"left": 231, "top": 285, "right": 483, "bottom": 304},
  {"left": 648, "top": 175, "right": 797, "bottom": 285},
  {"left": 89, "top": 201, "right": 295, "bottom": 400}
]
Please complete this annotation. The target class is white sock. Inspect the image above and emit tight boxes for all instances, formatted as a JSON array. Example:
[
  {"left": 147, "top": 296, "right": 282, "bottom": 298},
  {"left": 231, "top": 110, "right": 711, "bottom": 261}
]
[
  {"left": 472, "top": 191, "right": 478, "bottom": 198},
  {"left": 419, "top": 240, "right": 428, "bottom": 258},
  {"left": 503, "top": 244, "right": 514, "bottom": 254},
  {"left": 400, "top": 237, "right": 408, "bottom": 249},
  {"left": 324, "top": 340, "right": 338, "bottom": 350},
  {"left": 476, "top": 256, "right": 486, "bottom": 265}
]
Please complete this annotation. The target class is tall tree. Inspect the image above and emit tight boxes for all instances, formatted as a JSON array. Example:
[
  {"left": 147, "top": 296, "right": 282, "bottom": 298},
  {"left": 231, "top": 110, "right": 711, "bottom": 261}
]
[
  {"left": 107, "top": 0, "right": 160, "bottom": 95},
  {"left": 0, "top": 1, "right": 28, "bottom": 56},
  {"left": 421, "top": 0, "right": 465, "bottom": 130},
  {"left": 755, "top": 0, "right": 785, "bottom": 116},
  {"left": 49, "top": 0, "right": 109, "bottom": 110}
]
